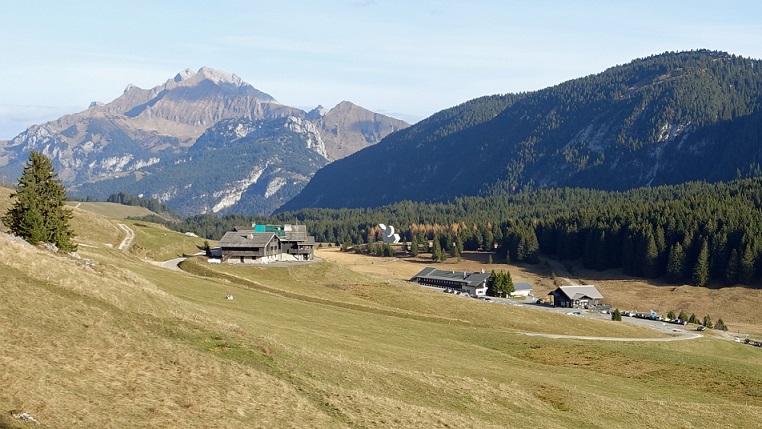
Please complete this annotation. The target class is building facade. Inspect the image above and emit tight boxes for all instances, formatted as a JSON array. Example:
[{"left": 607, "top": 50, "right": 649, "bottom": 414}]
[
  {"left": 548, "top": 285, "right": 604, "bottom": 308},
  {"left": 218, "top": 224, "right": 315, "bottom": 264},
  {"left": 411, "top": 267, "right": 490, "bottom": 296}
]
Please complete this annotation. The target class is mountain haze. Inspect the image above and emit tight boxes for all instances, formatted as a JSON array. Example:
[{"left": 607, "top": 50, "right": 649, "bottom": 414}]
[
  {"left": 0, "top": 68, "right": 408, "bottom": 214},
  {"left": 281, "top": 50, "right": 762, "bottom": 212}
]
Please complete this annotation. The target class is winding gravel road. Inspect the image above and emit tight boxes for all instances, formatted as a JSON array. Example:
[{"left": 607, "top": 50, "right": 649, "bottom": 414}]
[{"left": 117, "top": 224, "right": 135, "bottom": 251}]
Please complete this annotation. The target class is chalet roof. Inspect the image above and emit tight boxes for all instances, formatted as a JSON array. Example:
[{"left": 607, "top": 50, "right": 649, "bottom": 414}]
[
  {"left": 549, "top": 285, "right": 603, "bottom": 300},
  {"left": 218, "top": 231, "right": 276, "bottom": 248},
  {"left": 283, "top": 224, "right": 308, "bottom": 242},
  {"left": 233, "top": 224, "right": 311, "bottom": 243},
  {"left": 411, "top": 267, "right": 490, "bottom": 287},
  {"left": 513, "top": 282, "right": 533, "bottom": 291}
]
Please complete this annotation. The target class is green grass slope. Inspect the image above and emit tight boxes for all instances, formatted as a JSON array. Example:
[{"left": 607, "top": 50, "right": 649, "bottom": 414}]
[
  {"left": 66, "top": 201, "right": 155, "bottom": 219},
  {"left": 1, "top": 204, "right": 761, "bottom": 428}
]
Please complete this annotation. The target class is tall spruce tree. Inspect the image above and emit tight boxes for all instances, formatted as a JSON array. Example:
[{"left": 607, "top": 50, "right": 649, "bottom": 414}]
[
  {"left": 692, "top": 240, "right": 710, "bottom": 287},
  {"left": 666, "top": 242, "right": 686, "bottom": 283},
  {"left": 2, "top": 151, "right": 76, "bottom": 252}
]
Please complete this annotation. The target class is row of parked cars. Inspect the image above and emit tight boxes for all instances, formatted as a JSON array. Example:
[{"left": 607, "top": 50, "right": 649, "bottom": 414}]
[{"left": 621, "top": 311, "right": 689, "bottom": 325}]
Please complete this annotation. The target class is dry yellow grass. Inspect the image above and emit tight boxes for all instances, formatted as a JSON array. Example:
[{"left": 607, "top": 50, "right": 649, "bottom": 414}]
[
  {"left": 66, "top": 201, "right": 155, "bottom": 219},
  {"left": 2, "top": 200, "right": 762, "bottom": 428},
  {"left": 318, "top": 247, "right": 762, "bottom": 336}
]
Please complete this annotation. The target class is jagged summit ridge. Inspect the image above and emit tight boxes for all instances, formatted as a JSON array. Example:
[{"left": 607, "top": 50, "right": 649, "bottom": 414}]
[{"left": 123, "top": 66, "right": 263, "bottom": 98}]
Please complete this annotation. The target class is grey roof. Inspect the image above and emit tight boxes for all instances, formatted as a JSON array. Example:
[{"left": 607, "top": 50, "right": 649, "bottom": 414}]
[
  {"left": 513, "top": 282, "right": 533, "bottom": 291},
  {"left": 218, "top": 231, "right": 276, "bottom": 248},
  {"left": 283, "top": 224, "right": 308, "bottom": 242},
  {"left": 411, "top": 267, "right": 490, "bottom": 287},
  {"left": 550, "top": 285, "right": 603, "bottom": 300}
]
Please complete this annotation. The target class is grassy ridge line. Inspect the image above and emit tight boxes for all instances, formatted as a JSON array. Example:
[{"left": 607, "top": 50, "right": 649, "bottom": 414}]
[{"left": 179, "top": 258, "right": 478, "bottom": 327}]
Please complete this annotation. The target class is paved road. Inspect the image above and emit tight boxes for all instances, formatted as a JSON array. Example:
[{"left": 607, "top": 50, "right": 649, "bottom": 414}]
[
  {"left": 117, "top": 223, "right": 135, "bottom": 251},
  {"left": 160, "top": 257, "right": 186, "bottom": 271},
  {"left": 519, "top": 331, "right": 702, "bottom": 342},
  {"left": 430, "top": 287, "right": 704, "bottom": 342}
]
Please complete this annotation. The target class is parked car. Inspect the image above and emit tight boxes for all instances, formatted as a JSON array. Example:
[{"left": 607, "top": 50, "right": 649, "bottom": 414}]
[{"left": 697, "top": 325, "right": 706, "bottom": 331}]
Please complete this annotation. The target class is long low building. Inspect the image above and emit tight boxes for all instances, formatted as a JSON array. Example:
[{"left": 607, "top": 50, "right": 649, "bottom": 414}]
[
  {"left": 411, "top": 267, "right": 490, "bottom": 296},
  {"left": 218, "top": 224, "right": 315, "bottom": 264},
  {"left": 512, "top": 282, "right": 534, "bottom": 297}
]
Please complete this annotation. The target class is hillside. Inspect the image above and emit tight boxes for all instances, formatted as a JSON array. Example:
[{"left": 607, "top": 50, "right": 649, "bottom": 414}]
[
  {"left": 281, "top": 50, "right": 762, "bottom": 211},
  {"left": 2, "top": 190, "right": 762, "bottom": 428}
]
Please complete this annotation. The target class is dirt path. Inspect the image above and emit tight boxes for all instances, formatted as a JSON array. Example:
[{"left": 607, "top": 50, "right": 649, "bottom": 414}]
[{"left": 117, "top": 223, "right": 135, "bottom": 251}]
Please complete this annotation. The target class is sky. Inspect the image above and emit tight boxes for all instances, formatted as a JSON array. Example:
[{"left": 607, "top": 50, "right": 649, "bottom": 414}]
[{"left": 1, "top": 0, "right": 762, "bottom": 139}]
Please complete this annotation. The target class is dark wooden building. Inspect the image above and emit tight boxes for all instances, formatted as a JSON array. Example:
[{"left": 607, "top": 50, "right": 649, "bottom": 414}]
[
  {"left": 548, "top": 285, "right": 604, "bottom": 308},
  {"left": 218, "top": 224, "right": 315, "bottom": 264},
  {"left": 411, "top": 267, "right": 490, "bottom": 296}
]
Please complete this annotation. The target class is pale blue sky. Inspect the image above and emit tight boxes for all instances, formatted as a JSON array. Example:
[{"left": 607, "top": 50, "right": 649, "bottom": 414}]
[{"left": 2, "top": 1, "right": 761, "bottom": 139}]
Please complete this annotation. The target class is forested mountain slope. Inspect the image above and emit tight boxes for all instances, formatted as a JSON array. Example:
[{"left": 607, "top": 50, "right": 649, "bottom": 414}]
[{"left": 281, "top": 50, "right": 762, "bottom": 211}]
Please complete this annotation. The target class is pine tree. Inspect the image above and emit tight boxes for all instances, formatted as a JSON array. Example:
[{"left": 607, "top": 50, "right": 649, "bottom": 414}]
[
  {"left": 725, "top": 248, "right": 740, "bottom": 284},
  {"left": 702, "top": 315, "right": 713, "bottom": 329},
  {"left": 642, "top": 230, "right": 660, "bottom": 278},
  {"left": 715, "top": 318, "right": 727, "bottom": 331},
  {"left": 504, "top": 270, "right": 514, "bottom": 296},
  {"left": 740, "top": 241, "right": 758, "bottom": 284},
  {"left": 692, "top": 240, "right": 710, "bottom": 286},
  {"left": 2, "top": 151, "right": 76, "bottom": 251},
  {"left": 432, "top": 238, "right": 444, "bottom": 262},
  {"left": 410, "top": 236, "right": 419, "bottom": 256},
  {"left": 612, "top": 308, "right": 622, "bottom": 321},
  {"left": 666, "top": 242, "right": 685, "bottom": 283}
]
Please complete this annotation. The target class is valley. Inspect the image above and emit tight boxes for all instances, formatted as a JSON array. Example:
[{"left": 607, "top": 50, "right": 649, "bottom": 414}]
[{"left": 2, "top": 196, "right": 761, "bottom": 428}]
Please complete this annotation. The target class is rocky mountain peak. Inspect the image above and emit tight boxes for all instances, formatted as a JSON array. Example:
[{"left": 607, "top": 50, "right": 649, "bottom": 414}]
[
  {"left": 195, "top": 67, "right": 244, "bottom": 87},
  {"left": 174, "top": 68, "right": 196, "bottom": 82},
  {"left": 306, "top": 105, "right": 327, "bottom": 120}
]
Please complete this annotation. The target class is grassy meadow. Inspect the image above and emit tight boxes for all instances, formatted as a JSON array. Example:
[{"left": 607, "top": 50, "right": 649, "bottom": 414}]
[{"left": 1, "top": 190, "right": 761, "bottom": 428}]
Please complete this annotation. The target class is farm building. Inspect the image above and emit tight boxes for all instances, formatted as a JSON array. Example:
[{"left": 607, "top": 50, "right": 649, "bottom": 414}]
[
  {"left": 511, "top": 282, "right": 533, "bottom": 297},
  {"left": 411, "top": 267, "right": 490, "bottom": 296},
  {"left": 548, "top": 285, "right": 604, "bottom": 308},
  {"left": 218, "top": 224, "right": 315, "bottom": 264}
]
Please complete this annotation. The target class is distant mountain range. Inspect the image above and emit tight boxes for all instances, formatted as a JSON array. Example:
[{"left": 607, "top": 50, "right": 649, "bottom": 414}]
[
  {"left": 280, "top": 50, "right": 762, "bottom": 212},
  {"left": 0, "top": 67, "right": 408, "bottom": 215}
]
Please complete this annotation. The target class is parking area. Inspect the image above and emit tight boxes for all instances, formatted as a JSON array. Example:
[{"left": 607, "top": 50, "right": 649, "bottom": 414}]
[{"left": 430, "top": 286, "right": 704, "bottom": 338}]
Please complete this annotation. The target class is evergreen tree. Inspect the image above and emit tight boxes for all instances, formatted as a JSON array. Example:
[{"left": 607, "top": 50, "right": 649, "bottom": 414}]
[
  {"left": 410, "top": 236, "right": 419, "bottom": 256},
  {"left": 432, "top": 237, "right": 444, "bottom": 262},
  {"left": 612, "top": 308, "right": 622, "bottom": 321},
  {"left": 725, "top": 248, "right": 740, "bottom": 284},
  {"left": 2, "top": 151, "right": 76, "bottom": 251},
  {"left": 666, "top": 242, "right": 685, "bottom": 283},
  {"left": 692, "top": 240, "right": 710, "bottom": 286},
  {"left": 702, "top": 315, "right": 713, "bottom": 329},
  {"left": 487, "top": 270, "right": 514, "bottom": 297},
  {"left": 678, "top": 310, "right": 688, "bottom": 322},
  {"left": 667, "top": 310, "right": 676, "bottom": 320},
  {"left": 715, "top": 318, "right": 727, "bottom": 331},
  {"left": 740, "top": 241, "right": 758, "bottom": 284},
  {"left": 642, "top": 230, "right": 660, "bottom": 278},
  {"left": 688, "top": 313, "right": 698, "bottom": 324}
]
